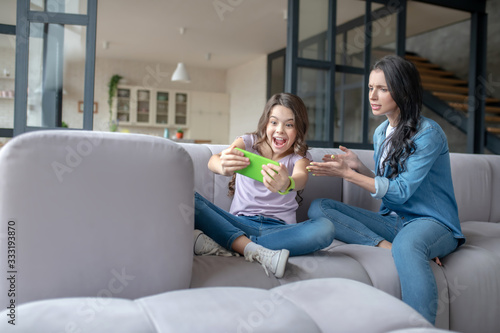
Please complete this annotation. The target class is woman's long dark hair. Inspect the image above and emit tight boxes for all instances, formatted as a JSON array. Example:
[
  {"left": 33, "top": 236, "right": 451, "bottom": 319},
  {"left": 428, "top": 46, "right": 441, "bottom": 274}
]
[
  {"left": 228, "top": 93, "right": 309, "bottom": 202},
  {"left": 373, "top": 55, "right": 422, "bottom": 178}
]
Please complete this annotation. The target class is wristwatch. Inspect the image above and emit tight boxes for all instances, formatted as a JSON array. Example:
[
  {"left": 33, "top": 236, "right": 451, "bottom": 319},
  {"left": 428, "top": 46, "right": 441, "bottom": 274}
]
[{"left": 278, "top": 176, "right": 295, "bottom": 195}]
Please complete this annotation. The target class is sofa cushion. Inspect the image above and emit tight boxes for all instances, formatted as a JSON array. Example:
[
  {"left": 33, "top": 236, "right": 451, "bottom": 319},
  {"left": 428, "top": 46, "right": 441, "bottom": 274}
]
[
  {"left": 2, "top": 278, "right": 442, "bottom": 333},
  {"left": 483, "top": 154, "right": 500, "bottom": 222},
  {"left": 0, "top": 298, "right": 156, "bottom": 333},
  {"left": 438, "top": 243, "right": 500, "bottom": 333},
  {"left": 449, "top": 153, "right": 493, "bottom": 223},
  {"left": 461, "top": 221, "right": 500, "bottom": 257}
]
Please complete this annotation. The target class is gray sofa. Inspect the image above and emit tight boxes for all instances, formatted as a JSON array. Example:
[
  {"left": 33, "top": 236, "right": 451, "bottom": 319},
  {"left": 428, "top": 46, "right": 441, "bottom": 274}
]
[
  {"left": 0, "top": 130, "right": 498, "bottom": 332},
  {"left": 180, "top": 142, "right": 500, "bottom": 333}
]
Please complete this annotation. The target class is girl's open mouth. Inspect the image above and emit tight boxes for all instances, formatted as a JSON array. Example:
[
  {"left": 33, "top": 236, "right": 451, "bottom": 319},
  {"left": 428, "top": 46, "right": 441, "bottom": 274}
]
[{"left": 273, "top": 137, "right": 287, "bottom": 149}]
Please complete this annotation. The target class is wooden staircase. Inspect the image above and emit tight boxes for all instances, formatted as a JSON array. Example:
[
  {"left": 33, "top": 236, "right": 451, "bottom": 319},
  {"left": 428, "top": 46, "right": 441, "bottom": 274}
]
[{"left": 405, "top": 54, "right": 500, "bottom": 135}]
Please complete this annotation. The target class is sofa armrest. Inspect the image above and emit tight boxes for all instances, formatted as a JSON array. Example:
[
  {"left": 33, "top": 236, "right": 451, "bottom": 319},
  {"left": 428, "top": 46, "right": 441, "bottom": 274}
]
[{"left": 0, "top": 131, "right": 194, "bottom": 306}]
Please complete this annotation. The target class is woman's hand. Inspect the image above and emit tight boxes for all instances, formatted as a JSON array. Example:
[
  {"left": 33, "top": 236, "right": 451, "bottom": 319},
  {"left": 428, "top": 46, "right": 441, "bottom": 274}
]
[
  {"left": 218, "top": 145, "right": 250, "bottom": 176},
  {"left": 322, "top": 145, "right": 361, "bottom": 171},
  {"left": 307, "top": 146, "right": 356, "bottom": 178},
  {"left": 261, "top": 163, "right": 290, "bottom": 193},
  {"left": 314, "top": 146, "right": 375, "bottom": 180},
  {"left": 307, "top": 155, "right": 351, "bottom": 178}
]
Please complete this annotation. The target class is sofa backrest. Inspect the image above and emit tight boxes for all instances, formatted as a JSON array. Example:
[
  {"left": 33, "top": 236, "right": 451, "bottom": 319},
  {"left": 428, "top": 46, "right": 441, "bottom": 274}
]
[
  {"left": 449, "top": 153, "right": 500, "bottom": 223},
  {"left": 180, "top": 143, "right": 500, "bottom": 225},
  {"left": 0, "top": 131, "right": 195, "bottom": 306}
]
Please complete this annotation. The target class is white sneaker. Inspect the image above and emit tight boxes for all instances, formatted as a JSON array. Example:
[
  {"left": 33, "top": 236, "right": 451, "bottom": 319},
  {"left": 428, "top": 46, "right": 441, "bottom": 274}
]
[
  {"left": 244, "top": 247, "right": 289, "bottom": 278},
  {"left": 193, "top": 230, "right": 239, "bottom": 257}
]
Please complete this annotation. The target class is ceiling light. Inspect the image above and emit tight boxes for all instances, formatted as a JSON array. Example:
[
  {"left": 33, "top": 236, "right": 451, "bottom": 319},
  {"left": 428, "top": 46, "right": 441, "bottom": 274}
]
[
  {"left": 171, "top": 27, "right": 190, "bottom": 83},
  {"left": 171, "top": 62, "right": 191, "bottom": 83}
]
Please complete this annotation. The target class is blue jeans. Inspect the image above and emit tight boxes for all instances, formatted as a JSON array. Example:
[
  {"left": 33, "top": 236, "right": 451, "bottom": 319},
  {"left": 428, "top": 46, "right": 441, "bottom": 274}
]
[
  {"left": 308, "top": 198, "right": 459, "bottom": 325},
  {"left": 194, "top": 192, "right": 335, "bottom": 256}
]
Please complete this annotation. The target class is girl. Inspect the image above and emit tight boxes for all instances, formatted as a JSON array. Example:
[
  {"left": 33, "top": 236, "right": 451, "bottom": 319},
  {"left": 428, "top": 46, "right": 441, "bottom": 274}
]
[
  {"left": 194, "top": 93, "right": 335, "bottom": 278},
  {"left": 306, "top": 55, "right": 465, "bottom": 324}
]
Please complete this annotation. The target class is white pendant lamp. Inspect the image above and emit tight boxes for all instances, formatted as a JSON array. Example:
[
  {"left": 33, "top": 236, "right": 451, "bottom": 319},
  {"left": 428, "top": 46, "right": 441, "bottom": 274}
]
[
  {"left": 171, "top": 27, "right": 191, "bottom": 83},
  {"left": 171, "top": 62, "right": 190, "bottom": 83}
]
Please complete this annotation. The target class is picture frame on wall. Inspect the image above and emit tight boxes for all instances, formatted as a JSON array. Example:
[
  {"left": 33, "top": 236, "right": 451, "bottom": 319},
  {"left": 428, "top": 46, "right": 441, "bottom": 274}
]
[{"left": 78, "top": 101, "right": 98, "bottom": 113}]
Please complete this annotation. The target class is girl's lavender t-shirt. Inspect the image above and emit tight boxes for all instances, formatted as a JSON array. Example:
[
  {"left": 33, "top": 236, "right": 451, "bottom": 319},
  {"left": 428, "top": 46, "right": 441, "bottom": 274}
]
[{"left": 229, "top": 134, "right": 312, "bottom": 224}]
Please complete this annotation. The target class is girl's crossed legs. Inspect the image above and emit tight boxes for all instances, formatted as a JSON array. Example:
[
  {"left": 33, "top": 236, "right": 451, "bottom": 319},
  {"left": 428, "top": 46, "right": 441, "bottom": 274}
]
[{"left": 194, "top": 192, "right": 335, "bottom": 256}]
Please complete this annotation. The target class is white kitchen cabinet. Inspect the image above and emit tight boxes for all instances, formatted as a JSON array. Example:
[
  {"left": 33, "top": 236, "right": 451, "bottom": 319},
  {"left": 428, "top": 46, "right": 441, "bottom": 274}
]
[
  {"left": 113, "top": 86, "right": 189, "bottom": 128},
  {"left": 189, "top": 92, "right": 229, "bottom": 144}
]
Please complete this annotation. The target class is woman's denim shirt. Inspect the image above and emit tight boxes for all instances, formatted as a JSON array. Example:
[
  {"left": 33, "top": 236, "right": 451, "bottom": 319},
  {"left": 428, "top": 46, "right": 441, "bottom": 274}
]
[{"left": 372, "top": 117, "right": 465, "bottom": 244}]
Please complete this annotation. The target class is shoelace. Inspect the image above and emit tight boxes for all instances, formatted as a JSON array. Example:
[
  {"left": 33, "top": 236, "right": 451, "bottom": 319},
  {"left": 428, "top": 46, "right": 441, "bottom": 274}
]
[{"left": 245, "top": 250, "right": 275, "bottom": 276}]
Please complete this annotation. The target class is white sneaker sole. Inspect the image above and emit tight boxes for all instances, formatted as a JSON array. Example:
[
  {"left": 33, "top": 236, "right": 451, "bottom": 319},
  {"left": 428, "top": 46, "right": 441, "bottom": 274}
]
[{"left": 274, "top": 249, "right": 290, "bottom": 279}]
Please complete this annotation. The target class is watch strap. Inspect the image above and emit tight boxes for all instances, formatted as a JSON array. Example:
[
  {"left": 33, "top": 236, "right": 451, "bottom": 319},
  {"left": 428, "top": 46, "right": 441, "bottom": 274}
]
[{"left": 278, "top": 176, "right": 295, "bottom": 195}]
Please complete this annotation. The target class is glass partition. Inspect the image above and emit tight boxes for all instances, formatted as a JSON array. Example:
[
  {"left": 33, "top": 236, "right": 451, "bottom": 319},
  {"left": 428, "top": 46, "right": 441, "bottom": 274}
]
[
  {"left": 27, "top": 22, "right": 87, "bottom": 128},
  {"left": 0, "top": 0, "right": 16, "bottom": 142},
  {"left": 297, "top": 67, "right": 328, "bottom": 141},
  {"left": 30, "top": 0, "right": 87, "bottom": 15},
  {"left": 0, "top": 34, "right": 15, "bottom": 131},
  {"left": 298, "top": 0, "right": 329, "bottom": 61},
  {"left": 371, "top": 12, "right": 397, "bottom": 59},
  {"left": 269, "top": 54, "right": 285, "bottom": 97},
  {"left": 334, "top": 72, "right": 364, "bottom": 143}
]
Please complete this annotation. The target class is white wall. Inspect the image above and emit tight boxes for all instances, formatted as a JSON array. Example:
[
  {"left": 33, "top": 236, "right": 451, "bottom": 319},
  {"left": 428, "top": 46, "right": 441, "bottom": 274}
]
[{"left": 226, "top": 55, "right": 268, "bottom": 143}]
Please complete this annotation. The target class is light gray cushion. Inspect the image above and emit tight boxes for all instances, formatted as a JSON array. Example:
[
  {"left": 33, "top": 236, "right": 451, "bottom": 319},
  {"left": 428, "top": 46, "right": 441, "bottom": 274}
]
[
  {"left": 450, "top": 153, "right": 493, "bottom": 223},
  {"left": 0, "top": 298, "right": 156, "bottom": 333},
  {"left": 437, "top": 243, "right": 500, "bottom": 333},
  {"left": 1, "top": 278, "right": 437, "bottom": 332},
  {"left": 138, "top": 286, "right": 320, "bottom": 332}
]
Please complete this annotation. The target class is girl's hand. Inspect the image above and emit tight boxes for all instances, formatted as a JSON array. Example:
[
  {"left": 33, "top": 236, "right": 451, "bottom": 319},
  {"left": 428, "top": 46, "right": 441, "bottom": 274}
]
[
  {"left": 261, "top": 163, "right": 290, "bottom": 193},
  {"left": 219, "top": 145, "right": 250, "bottom": 176},
  {"left": 322, "top": 145, "right": 361, "bottom": 171}
]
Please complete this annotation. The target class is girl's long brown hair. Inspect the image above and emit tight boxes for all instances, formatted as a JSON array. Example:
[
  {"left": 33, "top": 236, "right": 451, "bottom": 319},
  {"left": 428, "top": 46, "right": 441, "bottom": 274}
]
[{"left": 228, "top": 93, "right": 309, "bottom": 200}]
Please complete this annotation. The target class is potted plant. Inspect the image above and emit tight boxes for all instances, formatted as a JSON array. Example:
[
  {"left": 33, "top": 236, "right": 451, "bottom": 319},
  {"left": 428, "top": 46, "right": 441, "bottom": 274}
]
[
  {"left": 176, "top": 128, "right": 184, "bottom": 139},
  {"left": 107, "top": 74, "right": 122, "bottom": 132}
]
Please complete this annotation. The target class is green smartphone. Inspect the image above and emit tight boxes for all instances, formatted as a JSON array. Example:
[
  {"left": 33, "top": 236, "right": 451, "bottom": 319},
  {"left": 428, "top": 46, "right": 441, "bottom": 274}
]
[{"left": 234, "top": 148, "right": 279, "bottom": 183}]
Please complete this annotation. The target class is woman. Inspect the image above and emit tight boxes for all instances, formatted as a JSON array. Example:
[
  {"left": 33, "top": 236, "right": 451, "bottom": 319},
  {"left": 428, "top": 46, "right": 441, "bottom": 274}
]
[{"left": 307, "top": 55, "right": 465, "bottom": 324}]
